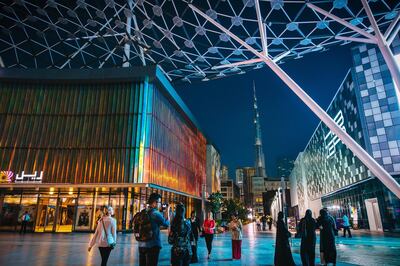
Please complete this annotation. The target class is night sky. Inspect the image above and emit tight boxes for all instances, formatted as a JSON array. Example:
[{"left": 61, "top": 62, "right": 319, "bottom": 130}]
[{"left": 176, "top": 44, "right": 354, "bottom": 178}]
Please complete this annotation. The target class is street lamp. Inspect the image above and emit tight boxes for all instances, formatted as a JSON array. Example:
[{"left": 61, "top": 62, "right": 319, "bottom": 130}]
[
  {"left": 280, "top": 176, "right": 287, "bottom": 226},
  {"left": 201, "top": 183, "right": 207, "bottom": 220}
]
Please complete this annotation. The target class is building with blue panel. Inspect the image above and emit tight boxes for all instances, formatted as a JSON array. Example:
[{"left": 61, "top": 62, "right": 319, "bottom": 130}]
[{"left": 290, "top": 41, "right": 400, "bottom": 232}]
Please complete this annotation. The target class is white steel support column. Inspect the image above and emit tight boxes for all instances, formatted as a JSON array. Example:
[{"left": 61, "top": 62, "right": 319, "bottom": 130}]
[
  {"left": 255, "top": 0, "right": 268, "bottom": 56},
  {"left": 387, "top": 22, "right": 400, "bottom": 46},
  {"left": 189, "top": 4, "right": 400, "bottom": 199},
  {"left": 360, "top": 0, "right": 400, "bottom": 95},
  {"left": 384, "top": 11, "right": 400, "bottom": 40},
  {"left": 123, "top": 0, "right": 133, "bottom": 67},
  {"left": 308, "top": 2, "right": 400, "bottom": 99},
  {"left": 124, "top": 0, "right": 146, "bottom": 67}
]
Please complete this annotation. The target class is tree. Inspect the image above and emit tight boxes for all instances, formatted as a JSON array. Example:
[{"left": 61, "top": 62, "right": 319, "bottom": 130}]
[
  {"left": 207, "top": 192, "right": 224, "bottom": 217},
  {"left": 222, "top": 199, "right": 249, "bottom": 222}
]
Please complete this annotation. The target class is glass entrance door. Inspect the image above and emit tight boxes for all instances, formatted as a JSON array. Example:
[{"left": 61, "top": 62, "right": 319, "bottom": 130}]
[
  {"left": 35, "top": 198, "right": 57, "bottom": 232},
  {"left": 56, "top": 197, "right": 75, "bottom": 232}
]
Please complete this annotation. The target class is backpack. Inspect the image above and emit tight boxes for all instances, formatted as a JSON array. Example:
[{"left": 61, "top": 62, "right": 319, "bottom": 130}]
[
  {"left": 168, "top": 220, "right": 192, "bottom": 257},
  {"left": 22, "top": 214, "right": 30, "bottom": 222},
  {"left": 133, "top": 209, "right": 154, "bottom": 242}
]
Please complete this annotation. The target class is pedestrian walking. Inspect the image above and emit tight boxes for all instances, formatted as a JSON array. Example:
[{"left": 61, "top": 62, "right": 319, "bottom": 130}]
[
  {"left": 228, "top": 213, "right": 242, "bottom": 260},
  {"left": 189, "top": 210, "right": 201, "bottom": 263},
  {"left": 274, "top": 211, "right": 295, "bottom": 266},
  {"left": 88, "top": 206, "right": 117, "bottom": 266},
  {"left": 168, "top": 203, "right": 192, "bottom": 266},
  {"left": 298, "top": 209, "right": 317, "bottom": 266},
  {"left": 203, "top": 211, "right": 216, "bottom": 259},
  {"left": 342, "top": 214, "right": 352, "bottom": 238},
  {"left": 256, "top": 217, "right": 261, "bottom": 231},
  {"left": 267, "top": 216, "right": 273, "bottom": 231},
  {"left": 317, "top": 209, "right": 337, "bottom": 266},
  {"left": 133, "top": 193, "right": 170, "bottom": 266},
  {"left": 261, "top": 214, "right": 267, "bottom": 231},
  {"left": 19, "top": 211, "right": 30, "bottom": 234}
]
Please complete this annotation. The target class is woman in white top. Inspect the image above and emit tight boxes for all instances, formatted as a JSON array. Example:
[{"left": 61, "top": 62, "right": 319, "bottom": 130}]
[{"left": 88, "top": 206, "right": 117, "bottom": 266}]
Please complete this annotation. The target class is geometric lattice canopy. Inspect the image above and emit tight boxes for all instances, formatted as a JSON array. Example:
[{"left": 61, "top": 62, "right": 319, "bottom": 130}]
[{"left": 0, "top": 0, "right": 399, "bottom": 82}]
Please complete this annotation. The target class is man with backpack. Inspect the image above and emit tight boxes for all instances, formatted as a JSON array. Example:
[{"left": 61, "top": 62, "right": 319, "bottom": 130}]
[
  {"left": 20, "top": 211, "right": 30, "bottom": 234},
  {"left": 133, "top": 193, "right": 170, "bottom": 266}
]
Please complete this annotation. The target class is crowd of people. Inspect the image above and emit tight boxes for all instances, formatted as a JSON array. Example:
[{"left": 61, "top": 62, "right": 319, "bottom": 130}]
[
  {"left": 275, "top": 208, "right": 343, "bottom": 266},
  {"left": 87, "top": 192, "right": 349, "bottom": 266},
  {"left": 87, "top": 193, "right": 243, "bottom": 266},
  {"left": 256, "top": 214, "right": 273, "bottom": 231}
]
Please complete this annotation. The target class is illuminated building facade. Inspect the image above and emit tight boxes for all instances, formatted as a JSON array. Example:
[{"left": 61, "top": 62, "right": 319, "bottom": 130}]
[
  {"left": 290, "top": 42, "right": 400, "bottom": 231},
  {"left": 206, "top": 143, "right": 221, "bottom": 196},
  {"left": 0, "top": 66, "right": 206, "bottom": 232}
]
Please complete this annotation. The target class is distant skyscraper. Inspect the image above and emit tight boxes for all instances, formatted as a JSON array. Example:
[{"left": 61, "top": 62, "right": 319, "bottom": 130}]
[
  {"left": 236, "top": 167, "right": 256, "bottom": 206},
  {"left": 253, "top": 82, "right": 267, "bottom": 178},
  {"left": 276, "top": 157, "right": 295, "bottom": 178},
  {"left": 221, "top": 165, "right": 229, "bottom": 181}
]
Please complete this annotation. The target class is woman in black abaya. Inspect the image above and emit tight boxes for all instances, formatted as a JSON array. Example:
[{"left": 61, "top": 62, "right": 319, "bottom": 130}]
[
  {"left": 274, "top": 211, "right": 295, "bottom": 266},
  {"left": 299, "top": 209, "right": 317, "bottom": 266},
  {"left": 317, "top": 209, "right": 337, "bottom": 266}
]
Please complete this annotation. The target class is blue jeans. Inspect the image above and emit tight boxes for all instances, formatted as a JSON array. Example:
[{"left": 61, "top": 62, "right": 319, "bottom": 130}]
[{"left": 139, "top": 246, "right": 161, "bottom": 266}]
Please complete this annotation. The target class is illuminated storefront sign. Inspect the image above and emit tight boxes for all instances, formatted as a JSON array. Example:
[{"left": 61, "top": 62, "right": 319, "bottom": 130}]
[
  {"left": 0, "top": 171, "right": 43, "bottom": 183},
  {"left": 0, "top": 171, "right": 14, "bottom": 183},
  {"left": 324, "top": 110, "right": 346, "bottom": 159},
  {"left": 15, "top": 171, "right": 43, "bottom": 183}
]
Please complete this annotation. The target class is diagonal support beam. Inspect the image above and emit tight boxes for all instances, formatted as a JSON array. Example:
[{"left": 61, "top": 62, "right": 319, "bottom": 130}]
[
  {"left": 335, "top": 35, "right": 377, "bottom": 44},
  {"left": 307, "top": 3, "right": 376, "bottom": 41},
  {"left": 384, "top": 9, "right": 400, "bottom": 41},
  {"left": 361, "top": 0, "right": 400, "bottom": 97},
  {"left": 255, "top": 0, "right": 268, "bottom": 56},
  {"left": 309, "top": 2, "right": 400, "bottom": 105},
  {"left": 387, "top": 22, "right": 400, "bottom": 46},
  {"left": 189, "top": 4, "right": 400, "bottom": 199}
]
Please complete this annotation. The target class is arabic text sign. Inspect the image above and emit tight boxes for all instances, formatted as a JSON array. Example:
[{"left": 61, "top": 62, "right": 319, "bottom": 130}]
[{"left": 15, "top": 171, "right": 43, "bottom": 183}]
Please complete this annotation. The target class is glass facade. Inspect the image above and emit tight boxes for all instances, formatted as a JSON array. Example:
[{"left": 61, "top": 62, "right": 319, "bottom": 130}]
[
  {"left": 0, "top": 186, "right": 197, "bottom": 232},
  {"left": 0, "top": 66, "right": 205, "bottom": 232},
  {"left": 290, "top": 43, "right": 400, "bottom": 231},
  {"left": 322, "top": 178, "right": 400, "bottom": 231},
  {"left": 300, "top": 71, "right": 369, "bottom": 199},
  {"left": 352, "top": 44, "right": 400, "bottom": 174}
]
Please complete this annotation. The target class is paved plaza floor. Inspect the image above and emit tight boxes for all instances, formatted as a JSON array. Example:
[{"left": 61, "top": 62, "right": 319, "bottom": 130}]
[{"left": 0, "top": 224, "right": 399, "bottom": 266}]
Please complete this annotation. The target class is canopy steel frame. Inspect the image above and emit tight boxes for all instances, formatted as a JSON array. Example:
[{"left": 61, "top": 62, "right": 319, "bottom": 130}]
[
  {"left": 212, "top": 51, "right": 291, "bottom": 70},
  {"left": 189, "top": 4, "right": 400, "bottom": 199},
  {"left": 308, "top": 1, "right": 400, "bottom": 99}
]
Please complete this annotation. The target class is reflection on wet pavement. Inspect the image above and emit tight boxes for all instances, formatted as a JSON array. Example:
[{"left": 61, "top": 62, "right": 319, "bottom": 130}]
[{"left": 0, "top": 224, "right": 399, "bottom": 265}]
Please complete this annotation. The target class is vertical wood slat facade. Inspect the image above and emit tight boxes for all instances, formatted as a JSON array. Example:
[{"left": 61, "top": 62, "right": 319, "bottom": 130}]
[{"left": 0, "top": 69, "right": 207, "bottom": 198}]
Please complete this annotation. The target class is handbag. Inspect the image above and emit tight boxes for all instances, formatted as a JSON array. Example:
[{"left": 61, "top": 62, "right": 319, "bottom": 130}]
[
  {"left": 199, "top": 229, "right": 205, "bottom": 238},
  {"left": 101, "top": 218, "right": 116, "bottom": 249}
]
